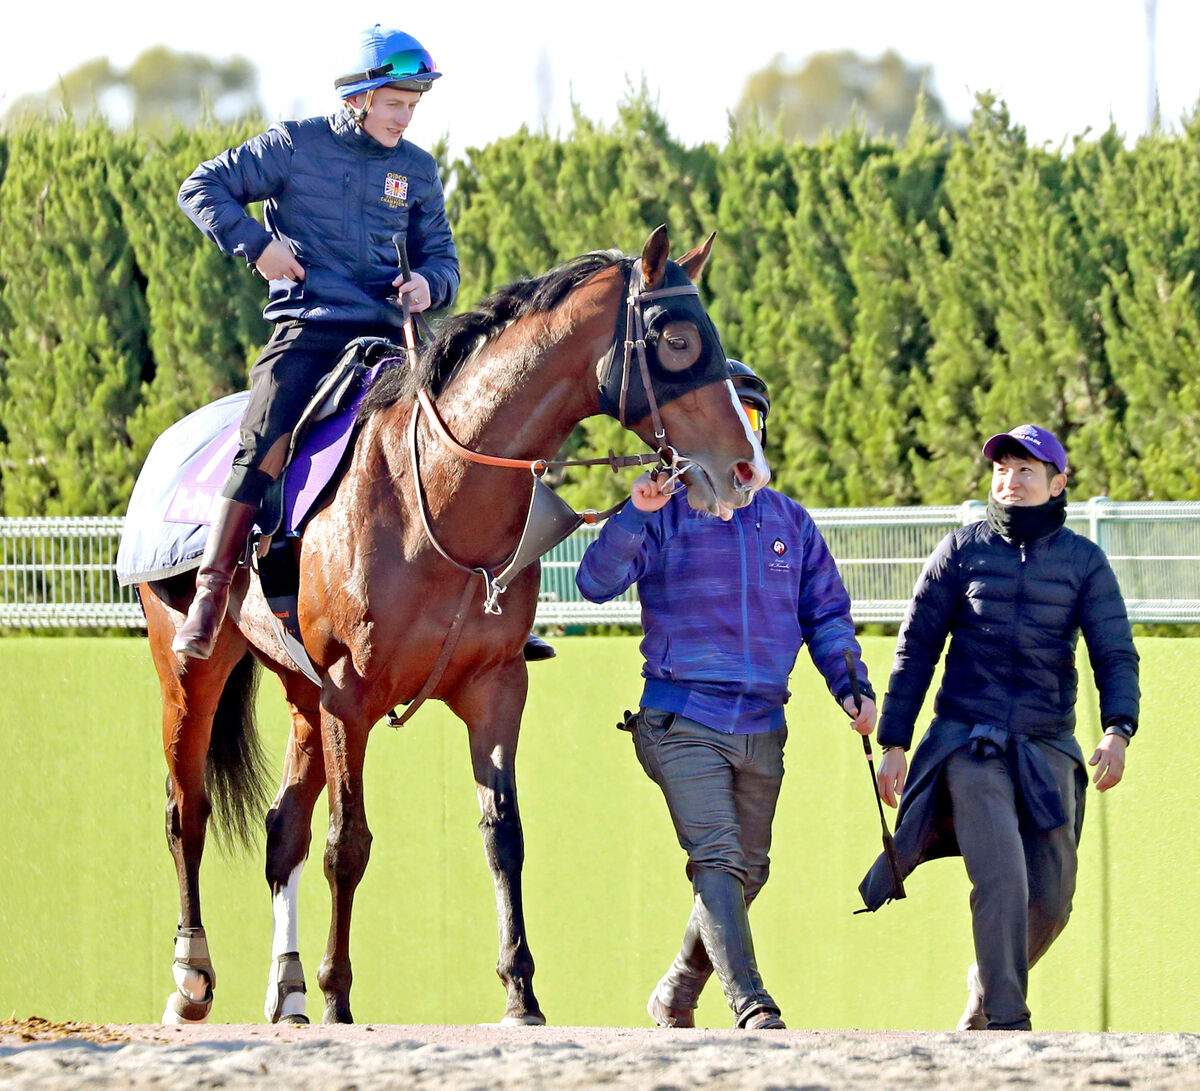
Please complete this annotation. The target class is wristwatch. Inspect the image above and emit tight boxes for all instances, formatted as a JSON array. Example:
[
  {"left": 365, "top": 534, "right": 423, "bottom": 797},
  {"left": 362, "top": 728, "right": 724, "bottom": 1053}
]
[{"left": 1104, "top": 720, "right": 1135, "bottom": 742}]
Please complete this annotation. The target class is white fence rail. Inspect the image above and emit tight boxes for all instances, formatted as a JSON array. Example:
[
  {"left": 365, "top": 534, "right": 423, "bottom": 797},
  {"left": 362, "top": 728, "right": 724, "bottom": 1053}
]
[{"left": 3, "top": 499, "right": 1200, "bottom": 629}]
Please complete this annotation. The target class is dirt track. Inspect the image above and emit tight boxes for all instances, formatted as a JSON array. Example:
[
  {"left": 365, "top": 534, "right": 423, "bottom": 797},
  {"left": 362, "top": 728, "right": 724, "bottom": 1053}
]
[{"left": 2, "top": 1019, "right": 1199, "bottom": 1088}]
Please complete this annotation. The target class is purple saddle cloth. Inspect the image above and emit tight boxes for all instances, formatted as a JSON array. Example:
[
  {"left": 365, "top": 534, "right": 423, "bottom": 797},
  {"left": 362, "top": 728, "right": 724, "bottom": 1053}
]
[{"left": 116, "top": 365, "right": 381, "bottom": 585}]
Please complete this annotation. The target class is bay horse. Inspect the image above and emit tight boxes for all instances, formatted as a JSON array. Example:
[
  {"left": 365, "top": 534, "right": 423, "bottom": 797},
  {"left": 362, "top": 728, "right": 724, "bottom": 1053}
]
[{"left": 138, "top": 225, "right": 769, "bottom": 1026}]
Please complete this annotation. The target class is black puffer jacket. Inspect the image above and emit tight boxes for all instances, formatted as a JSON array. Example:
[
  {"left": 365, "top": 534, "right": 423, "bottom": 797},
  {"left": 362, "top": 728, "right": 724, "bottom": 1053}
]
[{"left": 877, "top": 517, "right": 1140, "bottom": 748}]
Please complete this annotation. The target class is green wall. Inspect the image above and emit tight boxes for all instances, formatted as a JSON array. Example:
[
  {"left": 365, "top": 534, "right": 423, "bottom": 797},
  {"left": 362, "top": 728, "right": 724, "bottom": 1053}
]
[{"left": 0, "top": 636, "right": 1194, "bottom": 1030}]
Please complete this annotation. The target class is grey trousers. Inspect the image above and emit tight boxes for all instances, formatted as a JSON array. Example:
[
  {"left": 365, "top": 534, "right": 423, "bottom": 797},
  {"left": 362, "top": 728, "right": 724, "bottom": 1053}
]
[
  {"left": 632, "top": 709, "right": 786, "bottom": 893},
  {"left": 945, "top": 744, "right": 1079, "bottom": 1030},
  {"left": 632, "top": 709, "right": 786, "bottom": 1017}
]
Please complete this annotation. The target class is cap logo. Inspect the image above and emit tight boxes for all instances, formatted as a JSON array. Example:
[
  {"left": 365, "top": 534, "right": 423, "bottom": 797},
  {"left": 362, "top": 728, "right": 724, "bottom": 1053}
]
[
  {"left": 1010, "top": 424, "right": 1042, "bottom": 448},
  {"left": 382, "top": 173, "right": 408, "bottom": 209}
]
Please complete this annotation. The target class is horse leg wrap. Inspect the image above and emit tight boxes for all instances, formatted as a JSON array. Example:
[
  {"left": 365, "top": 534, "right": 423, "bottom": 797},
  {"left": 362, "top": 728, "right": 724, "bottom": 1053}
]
[
  {"left": 163, "top": 927, "right": 216, "bottom": 1023},
  {"left": 265, "top": 952, "right": 309, "bottom": 1024}
]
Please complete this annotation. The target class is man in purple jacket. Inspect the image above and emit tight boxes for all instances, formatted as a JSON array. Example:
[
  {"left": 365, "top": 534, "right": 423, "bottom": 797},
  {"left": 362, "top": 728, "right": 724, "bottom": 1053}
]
[
  {"left": 577, "top": 360, "right": 877, "bottom": 1030},
  {"left": 171, "top": 25, "right": 458, "bottom": 659}
]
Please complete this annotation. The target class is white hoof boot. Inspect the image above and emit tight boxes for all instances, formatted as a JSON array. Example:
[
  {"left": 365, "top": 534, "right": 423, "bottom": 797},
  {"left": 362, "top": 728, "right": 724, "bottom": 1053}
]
[{"left": 265, "top": 952, "right": 309, "bottom": 1024}]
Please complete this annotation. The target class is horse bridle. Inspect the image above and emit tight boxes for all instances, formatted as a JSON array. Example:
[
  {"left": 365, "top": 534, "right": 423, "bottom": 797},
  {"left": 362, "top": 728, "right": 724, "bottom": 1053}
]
[{"left": 406, "top": 257, "right": 713, "bottom": 614}]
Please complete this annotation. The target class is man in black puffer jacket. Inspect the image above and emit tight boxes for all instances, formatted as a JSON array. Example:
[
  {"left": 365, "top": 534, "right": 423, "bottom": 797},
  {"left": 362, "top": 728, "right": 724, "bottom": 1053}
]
[{"left": 859, "top": 425, "right": 1139, "bottom": 1031}]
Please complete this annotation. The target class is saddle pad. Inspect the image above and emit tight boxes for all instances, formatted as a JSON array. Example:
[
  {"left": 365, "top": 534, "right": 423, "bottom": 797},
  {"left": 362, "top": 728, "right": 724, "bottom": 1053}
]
[
  {"left": 116, "top": 391, "right": 248, "bottom": 585},
  {"left": 116, "top": 372, "right": 376, "bottom": 586}
]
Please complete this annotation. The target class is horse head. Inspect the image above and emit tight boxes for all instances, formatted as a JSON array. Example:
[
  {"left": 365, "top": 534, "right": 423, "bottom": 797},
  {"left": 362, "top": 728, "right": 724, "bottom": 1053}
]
[{"left": 597, "top": 226, "right": 770, "bottom": 520}]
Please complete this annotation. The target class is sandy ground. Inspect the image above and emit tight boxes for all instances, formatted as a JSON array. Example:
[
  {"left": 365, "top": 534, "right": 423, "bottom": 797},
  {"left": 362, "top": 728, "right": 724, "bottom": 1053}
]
[{"left": 2, "top": 1019, "right": 1199, "bottom": 1089}]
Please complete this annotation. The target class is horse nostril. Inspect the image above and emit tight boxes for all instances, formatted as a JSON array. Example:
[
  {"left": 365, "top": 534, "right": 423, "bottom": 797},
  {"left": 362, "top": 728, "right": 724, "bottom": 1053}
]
[{"left": 732, "top": 461, "right": 755, "bottom": 488}]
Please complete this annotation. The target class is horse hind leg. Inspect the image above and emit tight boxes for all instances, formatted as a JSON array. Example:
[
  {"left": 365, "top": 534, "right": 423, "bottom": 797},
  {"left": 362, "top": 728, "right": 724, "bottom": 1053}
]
[
  {"left": 144, "top": 585, "right": 261, "bottom": 1024},
  {"left": 263, "top": 674, "right": 327, "bottom": 1024}
]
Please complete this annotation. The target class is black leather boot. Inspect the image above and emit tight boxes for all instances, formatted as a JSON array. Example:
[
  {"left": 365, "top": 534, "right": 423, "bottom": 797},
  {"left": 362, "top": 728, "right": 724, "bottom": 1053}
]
[
  {"left": 647, "top": 906, "right": 713, "bottom": 1027},
  {"left": 172, "top": 498, "right": 258, "bottom": 659},
  {"left": 691, "top": 867, "right": 784, "bottom": 1029}
]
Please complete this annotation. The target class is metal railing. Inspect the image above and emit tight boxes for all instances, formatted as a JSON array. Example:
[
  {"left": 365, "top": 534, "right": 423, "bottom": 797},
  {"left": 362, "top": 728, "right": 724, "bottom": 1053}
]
[{"left": 3, "top": 498, "right": 1200, "bottom": 629}]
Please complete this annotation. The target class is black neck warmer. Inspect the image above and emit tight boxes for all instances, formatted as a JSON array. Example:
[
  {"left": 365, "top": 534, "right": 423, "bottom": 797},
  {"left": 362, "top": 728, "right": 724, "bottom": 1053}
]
[{"left": 986, "top": 491, "right": 1068, "bottom": 543}]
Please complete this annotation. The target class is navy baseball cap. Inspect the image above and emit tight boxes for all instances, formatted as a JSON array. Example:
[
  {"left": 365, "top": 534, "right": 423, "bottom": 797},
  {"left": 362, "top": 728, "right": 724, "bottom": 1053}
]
[{"left": 982, "top": 424, "right": 1067, "bottom": 474}]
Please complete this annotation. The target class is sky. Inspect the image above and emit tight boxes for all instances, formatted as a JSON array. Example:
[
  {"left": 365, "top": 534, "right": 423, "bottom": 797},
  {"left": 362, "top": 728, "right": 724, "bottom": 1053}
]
[{"left": 2, "top": 0, "right": 1198, "bottom": 154}]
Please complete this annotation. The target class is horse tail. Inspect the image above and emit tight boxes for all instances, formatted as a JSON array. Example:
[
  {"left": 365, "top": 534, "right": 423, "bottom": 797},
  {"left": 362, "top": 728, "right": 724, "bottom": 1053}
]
[{"left": 206, "top": 651, "right": 271, "bottom": 851}]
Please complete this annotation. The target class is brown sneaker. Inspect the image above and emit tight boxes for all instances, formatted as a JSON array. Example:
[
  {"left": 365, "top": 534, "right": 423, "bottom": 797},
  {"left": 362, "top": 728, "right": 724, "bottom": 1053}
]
[
  {"left": 957, "top": 962, "right": 987, "bottom": 1031},
  {"left": 741, "top": 1006, "right": 786, "bottom": 1030},
  {"left": 647, "top": 989, "right": 695, "bottom": 1028}
]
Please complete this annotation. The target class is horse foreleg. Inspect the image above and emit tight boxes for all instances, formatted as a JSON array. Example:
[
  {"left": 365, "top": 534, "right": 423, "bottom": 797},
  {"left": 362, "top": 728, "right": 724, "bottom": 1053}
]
[
  {"left": 316, "top": 704, "right": 373, "bottom": 1024},
  {"left": 263, "top": 676, "right": 326, "bottom": 1024},
  {"left": 457, "top": 661, "right": 545, "bottom": 1026}
]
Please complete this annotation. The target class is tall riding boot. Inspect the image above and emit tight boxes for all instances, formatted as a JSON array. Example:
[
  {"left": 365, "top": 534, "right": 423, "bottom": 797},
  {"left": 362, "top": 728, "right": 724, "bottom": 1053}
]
[
  {"left": 648, "top": 906, "right": 713, "bottom": 1027},
  {"left": 691, "top": 867, "right": 784, "bottom": 1029},
  {"left": 172, "top": 498, "right": 259, "bottom": 660}
]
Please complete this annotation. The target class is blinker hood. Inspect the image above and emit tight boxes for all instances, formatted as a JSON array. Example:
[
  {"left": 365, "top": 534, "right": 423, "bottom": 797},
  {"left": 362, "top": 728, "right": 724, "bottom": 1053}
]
[{"left": 597, "top": 261, "right": 729, "bottom": 427}]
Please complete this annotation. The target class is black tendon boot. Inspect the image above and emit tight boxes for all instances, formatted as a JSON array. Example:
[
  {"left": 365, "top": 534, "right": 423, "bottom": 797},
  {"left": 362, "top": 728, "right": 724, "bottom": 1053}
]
[
  {"left": 172, "top": 498, "right": 259, "bottom": 659},
  {"left": 691, "top": 867, "right": 785, "bottom": 1029}
]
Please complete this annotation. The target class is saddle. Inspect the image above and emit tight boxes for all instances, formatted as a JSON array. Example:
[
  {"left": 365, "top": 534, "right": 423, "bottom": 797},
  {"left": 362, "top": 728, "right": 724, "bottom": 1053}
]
[{"left": 117, "top": 337, "right": 405, "bottom": 682}]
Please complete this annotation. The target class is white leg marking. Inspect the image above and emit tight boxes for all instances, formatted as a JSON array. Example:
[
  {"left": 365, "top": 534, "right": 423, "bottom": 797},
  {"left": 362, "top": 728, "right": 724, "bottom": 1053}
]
[{"left": 272, "top": 861, "right": 304, "bottom": 957}]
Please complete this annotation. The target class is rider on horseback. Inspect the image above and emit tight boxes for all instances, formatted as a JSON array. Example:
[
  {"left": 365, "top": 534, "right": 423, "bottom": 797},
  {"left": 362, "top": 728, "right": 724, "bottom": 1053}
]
[{"left": 173, "top": 25, "right": 458, "bottom": 659}]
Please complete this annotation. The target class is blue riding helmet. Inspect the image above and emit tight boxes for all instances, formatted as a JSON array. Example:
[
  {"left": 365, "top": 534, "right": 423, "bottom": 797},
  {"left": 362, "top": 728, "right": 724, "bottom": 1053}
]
[{"left": 335, "top": 26, "right": 442, "bottom": 97}]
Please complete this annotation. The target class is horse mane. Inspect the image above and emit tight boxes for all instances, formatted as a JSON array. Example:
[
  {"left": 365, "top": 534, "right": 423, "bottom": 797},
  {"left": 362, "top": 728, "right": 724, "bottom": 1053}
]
[{"left": 360, "top": 249, "right": 629, "bottom": 418}]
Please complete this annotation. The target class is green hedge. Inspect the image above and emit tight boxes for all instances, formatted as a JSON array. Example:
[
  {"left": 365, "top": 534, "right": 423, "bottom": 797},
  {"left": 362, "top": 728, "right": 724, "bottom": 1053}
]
[{"left": 2, "top": 95, "right": 1199, "bottom": 515}]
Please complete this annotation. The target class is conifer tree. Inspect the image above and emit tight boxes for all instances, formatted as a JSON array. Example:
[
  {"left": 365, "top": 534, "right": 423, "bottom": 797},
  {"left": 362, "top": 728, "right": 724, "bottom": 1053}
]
[
  {"left": 110, "top": 117, "right": 269, "bottom": 463},
  {"left": 0, "top": 119, "right": 148, "bottom": 515},
  {"left": 1086, "top": 115, "right": 1200, "bottom": 499}
]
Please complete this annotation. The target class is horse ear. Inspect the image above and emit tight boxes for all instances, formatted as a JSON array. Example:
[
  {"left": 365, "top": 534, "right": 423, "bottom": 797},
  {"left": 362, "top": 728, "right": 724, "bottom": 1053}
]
[
  {"left": 675, "top": 232, "right": 716, "bottom": 283},
  {"left": 641, "top": 225, "right": 670, "bottom": 289}
]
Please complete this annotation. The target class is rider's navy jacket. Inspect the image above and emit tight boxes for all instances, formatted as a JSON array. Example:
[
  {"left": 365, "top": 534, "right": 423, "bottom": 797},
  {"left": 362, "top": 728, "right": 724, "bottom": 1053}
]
[
  {"left": 576, "top": 488, "right": 870, "bottom": 734},
  {"left": 178, "top": 109, "right": 459, "bottom": 327}
]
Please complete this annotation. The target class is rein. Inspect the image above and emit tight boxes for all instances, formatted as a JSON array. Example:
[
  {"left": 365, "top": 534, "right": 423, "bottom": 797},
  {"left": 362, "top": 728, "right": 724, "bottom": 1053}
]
[
  {"left": 381, "top": 256, "right": 705, "bottom": 727},
  {"left": 405, "top": 258, "right": 703, "bottom": 615}
]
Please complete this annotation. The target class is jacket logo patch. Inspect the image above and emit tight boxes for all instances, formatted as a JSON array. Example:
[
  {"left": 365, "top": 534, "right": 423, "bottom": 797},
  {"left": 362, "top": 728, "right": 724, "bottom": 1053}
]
[
  {"left": 772, "top": 538, "right": 787, "bottom": 555},
  {"left": 382, "top": 173, "right": 409, "bottom": 209}
]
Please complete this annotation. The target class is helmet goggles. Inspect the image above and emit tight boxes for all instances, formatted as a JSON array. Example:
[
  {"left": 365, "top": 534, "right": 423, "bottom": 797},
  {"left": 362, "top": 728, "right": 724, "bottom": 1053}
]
[{"left": 336, "top": 32, "right": 442, "bottom": 97}]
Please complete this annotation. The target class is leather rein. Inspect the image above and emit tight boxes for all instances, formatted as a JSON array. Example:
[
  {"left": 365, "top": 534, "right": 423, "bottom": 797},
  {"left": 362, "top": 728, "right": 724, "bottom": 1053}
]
[
  {"left": 407, "top": 259, "right": 702, "bottom": 614},
  {"left": 384, "top": 261, "right": 705, "bottom": 728}
]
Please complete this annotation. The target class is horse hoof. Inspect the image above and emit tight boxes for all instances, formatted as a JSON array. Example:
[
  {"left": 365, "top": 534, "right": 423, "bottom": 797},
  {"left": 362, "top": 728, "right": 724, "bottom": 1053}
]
[
  {"left": 162, "top": 990, "right": 212, "bottom": 1025},
  {"left": 280, "top": 1013, "right": 310, "bottom": 1025},
  {"left": 499, "top": 1013, "right": 547, "bottom": 1027}
]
